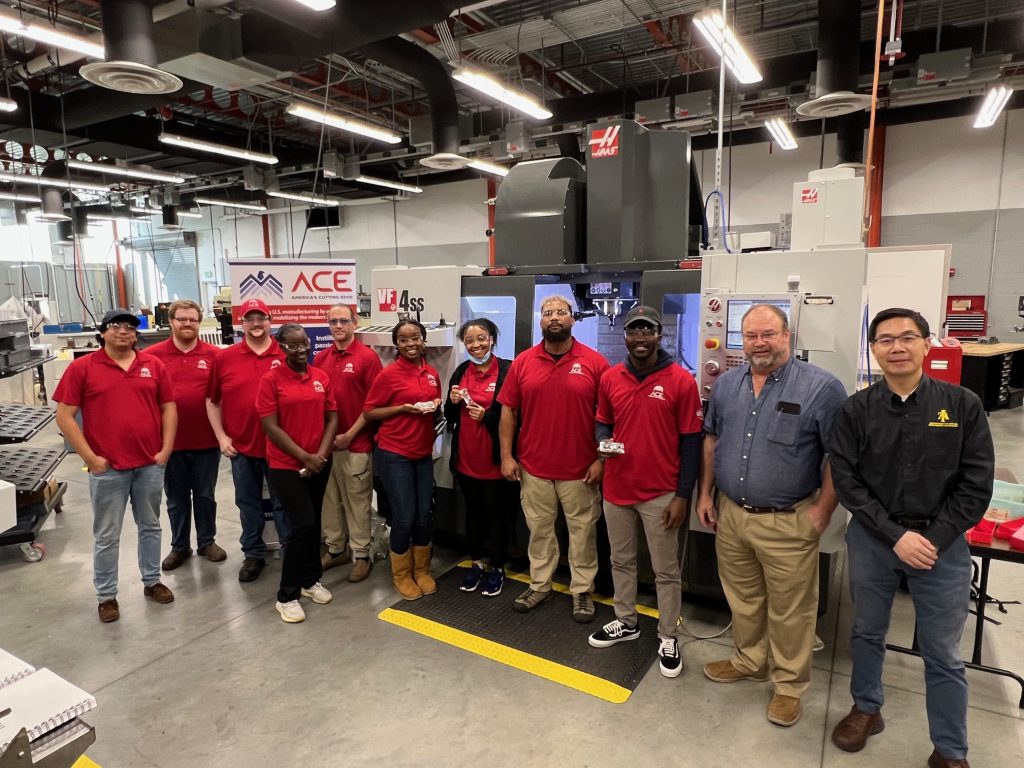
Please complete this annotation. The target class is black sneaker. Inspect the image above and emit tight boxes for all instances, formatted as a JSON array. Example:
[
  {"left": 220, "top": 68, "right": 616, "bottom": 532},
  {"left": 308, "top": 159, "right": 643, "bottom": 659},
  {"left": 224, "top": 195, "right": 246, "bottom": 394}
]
[
  {"left": 480, "top": 568, "right": 505, "bottom": 597},
  {"left": 658, "top": 636, "right": 683, "bottom": 678},
  {"left": 588, "top": 619, "right": 640, "bottom": 648},
  {"left": 238, "top": 557, "right": 265, "bottom": 583},
  {"left": 459, "top": 563, "right": 485, "bottom": 592}
]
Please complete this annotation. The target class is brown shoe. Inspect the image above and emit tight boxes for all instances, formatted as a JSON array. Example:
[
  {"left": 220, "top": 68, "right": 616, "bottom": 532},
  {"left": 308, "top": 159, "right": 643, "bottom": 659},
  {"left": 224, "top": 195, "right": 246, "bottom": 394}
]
[
  {"left": 928, "top": 750, "right": 970, "bottom": 768},
  {"left": 197, "top": 542, "right": 227, "bottom": 562},
  {"left": 832, "top": 705, "right": 885, "bottom": 752},
  {"left": 144, "top": 582, "right": 175, "bottom": 604},
  {"left": 161, "top": 548, "right": 191, "bottom": 571},
  {"left": 347, "top": 557, "right": 372, "bottom": 583},
  {"left": 703, "top": 659, "right": 769, "bottom": 683},
  {"left": 98, "top": 598, "right": 120, "bottom": 623},
  {"left": 389, "top": 550, "right": 422, "bottom": 600},
  {"left": 411, "top": 545, "right": 437, "bottom": 595},
  {"left": 321, "top": 549, "right": 351, "bottom": 571},
  {"left": 767, "top": 694, "right": 802, "bottom": 727}
]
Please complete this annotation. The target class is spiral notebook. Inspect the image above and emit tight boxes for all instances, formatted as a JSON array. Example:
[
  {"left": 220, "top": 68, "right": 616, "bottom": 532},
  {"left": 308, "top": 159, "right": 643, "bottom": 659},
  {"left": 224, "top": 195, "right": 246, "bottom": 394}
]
[
  {"left": 0, "top": 649, "right": 35, "bottom": 689},
  {"left": 0, "top": 667, "right": 96, "bottom": 750}
]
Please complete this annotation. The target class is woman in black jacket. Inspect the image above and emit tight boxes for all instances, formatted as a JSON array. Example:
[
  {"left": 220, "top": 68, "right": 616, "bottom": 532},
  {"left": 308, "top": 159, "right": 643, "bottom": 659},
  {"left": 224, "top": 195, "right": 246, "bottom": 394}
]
[{"left": 444, "top": 318, "right": 519, "bottom": 597}]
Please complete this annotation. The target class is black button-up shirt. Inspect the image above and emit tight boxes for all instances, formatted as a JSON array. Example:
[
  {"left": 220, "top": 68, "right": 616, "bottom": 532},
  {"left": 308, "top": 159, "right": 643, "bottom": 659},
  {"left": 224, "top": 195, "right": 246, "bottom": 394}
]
[{"left": 829, "top": 374, "right": 994, "bottom": 552}]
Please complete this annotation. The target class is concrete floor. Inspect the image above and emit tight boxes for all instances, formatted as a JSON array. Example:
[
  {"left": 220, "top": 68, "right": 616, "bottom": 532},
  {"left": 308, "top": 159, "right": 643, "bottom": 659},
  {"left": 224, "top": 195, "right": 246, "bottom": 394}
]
[{"left": 2, "top": 413, "right": 1023, "bottom": 768}]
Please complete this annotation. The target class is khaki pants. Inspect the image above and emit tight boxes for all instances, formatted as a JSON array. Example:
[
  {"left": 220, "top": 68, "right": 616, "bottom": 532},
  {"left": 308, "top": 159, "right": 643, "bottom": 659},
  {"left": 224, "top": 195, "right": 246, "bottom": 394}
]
[
  {"left": 321, "top": 450, "right": 374, "bottom": 558},
  {"left": 520, "top": 468, "right": 600, "bottom": 595},
  {"left": 715, "top": 491, "right": 820, "bottom": 698},
  {"left": 604, "top": 492, "right": 682, "bottom": 638}
]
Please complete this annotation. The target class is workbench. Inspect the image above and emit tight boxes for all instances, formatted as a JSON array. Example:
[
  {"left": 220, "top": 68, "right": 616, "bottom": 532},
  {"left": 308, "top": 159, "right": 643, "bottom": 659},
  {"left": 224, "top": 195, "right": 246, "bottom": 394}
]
[{"left": 960, "top": 342, "right": 1024, "bottom": 412}]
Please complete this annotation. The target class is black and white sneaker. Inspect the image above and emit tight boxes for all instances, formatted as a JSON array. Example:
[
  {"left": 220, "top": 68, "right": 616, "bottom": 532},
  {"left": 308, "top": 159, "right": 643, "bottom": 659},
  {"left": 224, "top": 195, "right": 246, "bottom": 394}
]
[
  {"left": 658, "top": 637, "right": 683, "bottom": 678},
  {"left": 588, "top": 619, "right": 640, "bottom": 648}
]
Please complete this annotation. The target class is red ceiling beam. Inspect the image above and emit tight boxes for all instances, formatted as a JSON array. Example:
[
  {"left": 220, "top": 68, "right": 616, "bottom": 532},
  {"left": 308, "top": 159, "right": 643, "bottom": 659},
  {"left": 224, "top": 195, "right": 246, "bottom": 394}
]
[{"left": 644, "top": 17, "right": 692, "bottom": 76}]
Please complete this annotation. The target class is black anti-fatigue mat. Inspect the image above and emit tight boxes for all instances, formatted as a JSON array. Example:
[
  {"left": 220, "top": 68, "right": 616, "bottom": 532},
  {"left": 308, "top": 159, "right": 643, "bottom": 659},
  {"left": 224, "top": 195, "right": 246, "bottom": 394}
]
[{"left": 379, "top": 565, "right": 661, "bottom": 703}]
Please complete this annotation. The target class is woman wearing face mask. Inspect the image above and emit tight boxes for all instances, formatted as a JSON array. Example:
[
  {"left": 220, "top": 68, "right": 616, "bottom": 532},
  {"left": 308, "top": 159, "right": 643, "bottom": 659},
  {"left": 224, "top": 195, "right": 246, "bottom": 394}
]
[
  {"left": 443, "top": 318, "right": 519, "bottom": 597},
  {"left": 256, "top": 323, "right": 338, "bottom": 624},
  {"left": 363, "top": 319, "right": 442, "bottom": 600}
]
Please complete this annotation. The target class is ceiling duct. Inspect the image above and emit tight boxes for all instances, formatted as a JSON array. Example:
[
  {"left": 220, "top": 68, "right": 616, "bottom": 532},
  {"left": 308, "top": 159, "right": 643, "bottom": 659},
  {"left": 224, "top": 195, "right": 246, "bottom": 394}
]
[
  {"left": 358, "top": 37, "right": 464, "bottom": 170},
  {"left": 80, "top": 0, "right": 184, "bottom": 95},
  {"left": 796, "top": 0, "right": 870, "bottom": 119}
]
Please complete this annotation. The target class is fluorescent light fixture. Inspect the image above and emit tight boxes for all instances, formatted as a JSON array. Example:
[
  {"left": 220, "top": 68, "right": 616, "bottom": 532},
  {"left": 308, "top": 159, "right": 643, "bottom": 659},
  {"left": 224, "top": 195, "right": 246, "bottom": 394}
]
[
  {"left": 87, "top": 212, "right": 135, "bottom": 221},
  {"left": 267, "top": 190, "right": 341, "bottom": 207},
  {"left": 293, "top": 0, "right": 336, "bottom": 9},
  {"left": 129, "top": 207, "right": 155, "bottom": 215},
  {"left": 0, "top": 170, "right": 109, "bottom": 192},
  {"left": 692, "top": 10, "right": 762, "bottom": 85},
  {"left": 452, "top": 67, "right": 552, "bottom": 119},
  {"left": 177, "top": 208, "right": 204, "bottom": 218},
  {"left": 765, "top": 118, "right": 798, "bottom": 150},
  {"left": 194, "top": 197, "right": 268, "bottom": 212},
  {"left": 67, "top": 159, "right": 186, "bottom": 184},
  {"left": 354, "top": 175, "right": 423, "bottom": 194},
  {"left": 0, "top": 97, "right": 16, "bottom": 112},
  {"left": 286, "top": 103, "right": 402, "bottom": 144},
  {"left": 467, "top": 158, "right": 510, "bottom": 177},
  {"left": 973, "top": 85, "right": 1012, "bottom": 129},
  {"left": 159, "top": 133, "right": 278, "bottom": 165},
  {"left": 0, "top": 11, "right": 105, "bottom": 60},
  {"left": 0, "top": 191, "right": 40, "bottom": 203}
]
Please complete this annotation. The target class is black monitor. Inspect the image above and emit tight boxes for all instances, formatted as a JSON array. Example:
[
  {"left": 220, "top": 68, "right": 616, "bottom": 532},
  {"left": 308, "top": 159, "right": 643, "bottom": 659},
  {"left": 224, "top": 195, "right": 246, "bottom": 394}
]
[{"left": 305, "top": 207, "right": 341, "bottom": 231}]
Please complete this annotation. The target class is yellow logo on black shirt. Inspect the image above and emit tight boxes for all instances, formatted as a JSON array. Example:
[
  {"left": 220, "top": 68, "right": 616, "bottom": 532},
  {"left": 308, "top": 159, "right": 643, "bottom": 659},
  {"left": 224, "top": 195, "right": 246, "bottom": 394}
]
[{"left": 928, "top": 408, "right": 958, "bottom": 428}]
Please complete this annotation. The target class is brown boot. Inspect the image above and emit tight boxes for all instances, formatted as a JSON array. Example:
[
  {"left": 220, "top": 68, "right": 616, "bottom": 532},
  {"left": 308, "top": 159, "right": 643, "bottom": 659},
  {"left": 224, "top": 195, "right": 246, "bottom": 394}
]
[
  {"left": 411, "top": 545, "right": 437, "bottom": 595},
  {"left": 389, "top": 550, "right": 422, "bottom": 600}
]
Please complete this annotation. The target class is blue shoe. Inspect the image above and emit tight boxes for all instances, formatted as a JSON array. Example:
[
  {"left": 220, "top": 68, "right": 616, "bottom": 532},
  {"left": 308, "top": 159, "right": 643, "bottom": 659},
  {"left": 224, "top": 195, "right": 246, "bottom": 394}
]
[
  {"left": 480, "top": 567, "right": 505, "bottom": 597},
  {"left": 460, "top": 563, "right": 485, "bottom": 592}
]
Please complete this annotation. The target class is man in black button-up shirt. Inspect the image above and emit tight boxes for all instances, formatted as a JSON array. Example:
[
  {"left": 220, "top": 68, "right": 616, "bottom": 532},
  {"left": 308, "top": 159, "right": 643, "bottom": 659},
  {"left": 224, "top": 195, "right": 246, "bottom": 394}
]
[{"left": 829, "top": 308, "right": 994, "bottom": 768}]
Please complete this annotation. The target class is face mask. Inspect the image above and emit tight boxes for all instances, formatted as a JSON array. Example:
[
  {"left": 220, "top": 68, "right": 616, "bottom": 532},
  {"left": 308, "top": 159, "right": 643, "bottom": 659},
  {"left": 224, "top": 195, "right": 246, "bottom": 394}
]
[{"left": 470, "top": 350, "right": 493, "bottom": 365}]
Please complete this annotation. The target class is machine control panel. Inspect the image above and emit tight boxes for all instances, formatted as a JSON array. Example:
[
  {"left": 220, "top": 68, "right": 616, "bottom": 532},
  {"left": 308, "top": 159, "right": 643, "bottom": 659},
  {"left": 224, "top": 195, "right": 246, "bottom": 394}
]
[{"left": 697, "top": 291, "right": 801, "bottom": 397}]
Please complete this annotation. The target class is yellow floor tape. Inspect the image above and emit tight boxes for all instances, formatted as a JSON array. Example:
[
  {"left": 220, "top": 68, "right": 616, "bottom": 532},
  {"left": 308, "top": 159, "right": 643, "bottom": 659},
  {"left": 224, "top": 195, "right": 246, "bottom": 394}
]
[{"left": 72, "top": 757, "right": 101, "bottom": 768}]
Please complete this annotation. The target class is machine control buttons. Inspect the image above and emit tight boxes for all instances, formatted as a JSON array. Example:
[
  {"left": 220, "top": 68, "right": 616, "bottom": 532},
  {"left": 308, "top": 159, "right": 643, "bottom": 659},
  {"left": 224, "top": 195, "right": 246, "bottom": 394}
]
[
  {"left": 704, "top": 338, "right": 720, "bottom": 350},
  {"left": 704, "top": 361, "right": 721, "bottom": 376}
]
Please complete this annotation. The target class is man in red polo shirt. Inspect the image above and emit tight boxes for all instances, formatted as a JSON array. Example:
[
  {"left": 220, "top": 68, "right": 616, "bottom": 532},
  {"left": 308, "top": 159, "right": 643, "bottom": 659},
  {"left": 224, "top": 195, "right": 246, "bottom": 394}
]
[
  {"left": 146, "top": 299, "right": 226, "bottom": 571},
  {"left": 587, "top": 305, "right": 703, "bottom": 679},
  {"left": 55, "top": 308, "right": 177, "bottom": 623},
  {"left": 206, "top": 298, "right": 289, "bottom": 583},
  {"left": 312, "top": 303, "right": 382, "bottom": 582},
  {"left": 499, "top": 294, "right": 609, "bottom": 622}
]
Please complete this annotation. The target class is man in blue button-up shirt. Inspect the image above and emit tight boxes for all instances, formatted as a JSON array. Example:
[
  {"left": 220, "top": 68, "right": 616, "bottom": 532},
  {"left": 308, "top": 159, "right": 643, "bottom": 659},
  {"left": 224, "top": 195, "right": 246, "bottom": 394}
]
[{"left": 697, "top": 304, "right": 847, "bottom": 728}]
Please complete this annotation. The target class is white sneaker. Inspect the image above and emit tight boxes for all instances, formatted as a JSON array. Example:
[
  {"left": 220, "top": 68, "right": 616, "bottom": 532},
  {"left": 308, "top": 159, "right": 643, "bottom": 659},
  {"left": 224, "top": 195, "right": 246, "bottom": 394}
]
[
  {"left": 300, "top": 582, "right": 333, "bottom": 605},
  {"left": 276, "top": 600, "right": 305, "bottom": 623}
]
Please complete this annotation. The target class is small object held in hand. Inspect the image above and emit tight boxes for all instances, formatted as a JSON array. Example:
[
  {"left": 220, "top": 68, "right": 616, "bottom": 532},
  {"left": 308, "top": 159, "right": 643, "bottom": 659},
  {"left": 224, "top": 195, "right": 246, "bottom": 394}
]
[
  {"left": 414, "top": 401, "right": 436, "bottom": 412},
  {"left": 299, "top": 468, "right": 311, "bottom": 478},
  {"left": 599, "top": 439, "right": 625, "bottom": 455},
  {"left": 459, "top": 388, "right": 477, "bottom": 408}
]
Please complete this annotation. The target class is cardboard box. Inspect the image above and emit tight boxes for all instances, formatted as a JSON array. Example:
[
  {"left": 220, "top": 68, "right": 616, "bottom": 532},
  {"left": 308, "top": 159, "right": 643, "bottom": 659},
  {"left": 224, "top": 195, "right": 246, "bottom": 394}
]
[{"left": 0, "top": 479, "right": 15, "bottom": 533}]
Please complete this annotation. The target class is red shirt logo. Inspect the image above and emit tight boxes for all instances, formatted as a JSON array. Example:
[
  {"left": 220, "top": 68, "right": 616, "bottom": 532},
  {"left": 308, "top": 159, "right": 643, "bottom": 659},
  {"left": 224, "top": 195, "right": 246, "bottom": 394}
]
[
  {"left": 589, "top": 125, "right": 621, "bottom": 158},
  {"left": 569, "top": 363, "right": 584, "bottom": 375},
  {"left": 139, "top": 367, "right": 152, "bottom": 378},
  {"left": 197, "top": 359, "right": 208, "bottom": 370},
  {"left": 313, "top": 381, "right": 325, "bottom": 393},
  {"left": 343, "top": 362, "right": 355, "bottom": 373},
  {"left": 485, "top": 382, "right": 496, "bottom": 393},
  {"left": 271, "top": 360, "right": 282, "bottom": 368},
  {"left": 649, "top": 385, "right": 665, "bottom": 400},
  {"left": 426, "top": 374, "right": 437, "bottom": 387}
]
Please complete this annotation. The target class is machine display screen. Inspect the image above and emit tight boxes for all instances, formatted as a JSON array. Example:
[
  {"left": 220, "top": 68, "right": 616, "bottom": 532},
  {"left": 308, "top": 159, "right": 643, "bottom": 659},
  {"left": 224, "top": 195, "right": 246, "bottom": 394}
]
[{"left": 726, "top": 299, "right": 792, "bottom": 349}]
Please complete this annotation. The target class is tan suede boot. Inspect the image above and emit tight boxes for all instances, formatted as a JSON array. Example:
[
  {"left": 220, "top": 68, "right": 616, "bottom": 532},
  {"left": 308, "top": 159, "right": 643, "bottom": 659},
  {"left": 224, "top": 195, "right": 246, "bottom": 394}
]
[
  {"left": 389, "top": 550, "right": 422, "bottom": 600},
  {"left": 411, "top": 545, "right": 437, "bottom": 595}
]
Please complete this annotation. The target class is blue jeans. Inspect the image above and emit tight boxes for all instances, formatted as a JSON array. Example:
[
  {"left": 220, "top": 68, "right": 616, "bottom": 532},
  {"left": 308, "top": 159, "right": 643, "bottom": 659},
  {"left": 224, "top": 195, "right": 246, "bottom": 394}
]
[
  {"left": 230, "top": 453, "right": 289, "bottom": 559},
  {"left": 165, "top": 448, "right": 220, "bottom": 551},
  {"left": 846, "top": 517, "right": 972, "bottom": 760},
  {"left": 89, "top": 464, "right": 165, "bottom": 601},
  {"left": 374, "top": 448, "right": 433, "bottom": 554}
]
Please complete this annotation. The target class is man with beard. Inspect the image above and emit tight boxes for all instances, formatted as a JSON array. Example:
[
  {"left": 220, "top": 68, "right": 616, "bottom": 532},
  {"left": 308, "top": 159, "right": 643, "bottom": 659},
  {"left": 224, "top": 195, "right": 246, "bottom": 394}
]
[
  {"left": 499, "top": 295, "right": 609, "bottom": 622},
  {"left": 587, "top": 306, "right": 703, "bottom": 678},
  {"left": 697, "top": 304, "right": 846, "bottom": 727},
  {"left": 206, "top": 298, "right": 290, "bottom": 583},
  {"left": 147, "top": 300, "right": 226, "bottom": 570}
]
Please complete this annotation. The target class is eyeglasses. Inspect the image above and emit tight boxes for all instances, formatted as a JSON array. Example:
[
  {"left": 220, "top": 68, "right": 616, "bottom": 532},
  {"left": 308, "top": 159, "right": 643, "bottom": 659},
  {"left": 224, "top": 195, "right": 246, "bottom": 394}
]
[
  {"left": 242, "top": 314, "right": 269, "bottom": 325},
  {"left": 328, "top": 318, "right": 353, "bottom": 326},
  {"left": 396, "top": 335, "right": 423, "bottom": 344},
  {"left": 742, "top": 331, "right": 780, "bottom": 342},
  {"left": 541, "top": 308, "right": 571, "bottom": 318},
  {"left": 172, "top": 317, "right": 200, "bottom": 324},
  {"left": 872, "top": 333, "right": 924, "bottom": 349},
  {"left": 280, "top": 341, "right": 310, "bottom": 352},
  {"left": 624, "top": 327, "right": 657, "bottom": 339},
  {"left": 105, "top": 321, "right": 138, "bottom": 332}
]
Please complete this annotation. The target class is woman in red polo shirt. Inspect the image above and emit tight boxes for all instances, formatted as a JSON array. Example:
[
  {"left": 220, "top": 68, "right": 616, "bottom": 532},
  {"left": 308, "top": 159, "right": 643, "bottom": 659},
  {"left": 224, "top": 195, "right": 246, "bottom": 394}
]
[
  {"left": 364, "top": 319, "right": 442, "bottom": 600},
  {"left": 444, "top": 318, "right": 518, "bottom": 597},
  {"left": 256, "top": 323, "right": 338, "bottom": 624}
]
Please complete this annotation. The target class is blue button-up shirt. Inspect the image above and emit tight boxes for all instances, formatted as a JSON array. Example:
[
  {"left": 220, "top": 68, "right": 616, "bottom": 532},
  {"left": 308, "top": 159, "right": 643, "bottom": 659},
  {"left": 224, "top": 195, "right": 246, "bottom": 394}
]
[{"left": 704, "top": 357, "right": 847, "bottom": 507}]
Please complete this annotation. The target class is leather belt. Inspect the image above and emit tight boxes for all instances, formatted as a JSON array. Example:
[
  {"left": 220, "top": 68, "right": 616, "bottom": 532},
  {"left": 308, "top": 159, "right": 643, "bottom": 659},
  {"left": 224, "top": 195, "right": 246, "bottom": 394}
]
[
  {"left": 742, "top": 504, "right": 795, "bottom": 514},
  {"left": 894, "top": 516, "right": 931, "bottom": 531}
]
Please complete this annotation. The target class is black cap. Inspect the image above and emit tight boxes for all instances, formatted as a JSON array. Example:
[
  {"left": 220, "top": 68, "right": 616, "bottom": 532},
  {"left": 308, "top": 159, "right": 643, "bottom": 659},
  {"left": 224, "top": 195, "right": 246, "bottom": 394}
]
[
  {"left": 623, "top": 305, "right": 662, "bottom": 329},
  {"left": 99, "top": 308, "right": 140, "bottom": 331}
]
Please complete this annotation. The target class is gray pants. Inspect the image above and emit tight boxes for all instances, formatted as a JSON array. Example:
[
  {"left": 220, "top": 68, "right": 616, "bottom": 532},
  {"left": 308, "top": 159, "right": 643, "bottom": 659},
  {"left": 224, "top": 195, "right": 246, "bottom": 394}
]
[{"left": 603, "top": 492, "right": 682, "bottom": 638}]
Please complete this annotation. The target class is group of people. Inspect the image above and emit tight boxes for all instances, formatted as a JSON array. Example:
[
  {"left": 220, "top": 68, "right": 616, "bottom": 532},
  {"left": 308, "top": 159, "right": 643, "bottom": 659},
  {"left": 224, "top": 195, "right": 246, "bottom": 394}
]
[{"left": 53, "top": 293, "right": 994, "bottom": 768}]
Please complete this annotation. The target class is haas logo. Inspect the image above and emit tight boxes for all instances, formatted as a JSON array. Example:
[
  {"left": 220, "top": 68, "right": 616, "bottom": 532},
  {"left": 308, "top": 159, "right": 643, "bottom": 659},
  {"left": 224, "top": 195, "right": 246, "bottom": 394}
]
[
  {"left": 270, "top": 359, "right": 282, "bottom": 369},
  {"left": 589, "top": 125, "right": 621, "bottom": 158},
  {"left": 197, "top": 359, "right": 209, "bottom": 370},
  {"left": 569, "top": 363, "right": 584, "bottom": 375},
  {"left": 649, "top": 385, "right": 665, "bottom": 400},
  {"left": 313, "top": 381, "right": 325, "bottom": 393},
  {"left": 485, "top": 382, "right": 496, "bottom": 393},
  {"left": 801, "top": 187, "right": 819, "bottom": 204},
  {"left": 343, "top": 362, "right": 355, "bottom": 374},
  {"left": 139, "top": 367, "right": 152, "bottom": 378}
]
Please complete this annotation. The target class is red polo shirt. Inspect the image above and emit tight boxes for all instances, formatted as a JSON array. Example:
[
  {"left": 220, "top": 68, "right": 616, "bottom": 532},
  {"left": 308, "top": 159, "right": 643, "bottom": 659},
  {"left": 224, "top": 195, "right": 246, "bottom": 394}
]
[
  {"left": 54, "top": 348, "right": 174, "bottom": 470},
  {"left": 363, "top": 356, "right": 441, "bottom": 460},
  {"left": 255, "top": 364, "right": 336, "bottom": 471},
  {"left": 455, "top": 362, "right": 502, "bottom": 481},
  {"left": 498, "top": 339, "right": 609, "bottom": 481},
  {"left": 311, "top": 338, "right": 382, "bottom": 453},
  {"left": 146, "top": 338, "right": 220, "bottom": 451},
  {"left": 205, "top": 338, "right": 286, "bottom": 458},
  {"left": 597, "top": 363, "right": 703, "bottom": 506}
]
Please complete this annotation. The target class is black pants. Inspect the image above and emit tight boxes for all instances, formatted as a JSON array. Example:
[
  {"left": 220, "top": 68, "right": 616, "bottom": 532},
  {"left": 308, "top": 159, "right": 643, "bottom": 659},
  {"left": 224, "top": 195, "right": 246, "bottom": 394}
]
[
  {"left": 457, "top": 473, "right": 519, "bottom": 569},
  {"left": 267, "top": 463, "right": 330, "bottom": 603}
]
